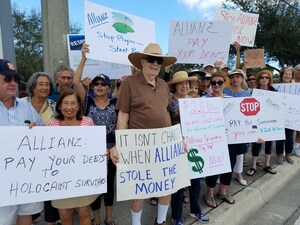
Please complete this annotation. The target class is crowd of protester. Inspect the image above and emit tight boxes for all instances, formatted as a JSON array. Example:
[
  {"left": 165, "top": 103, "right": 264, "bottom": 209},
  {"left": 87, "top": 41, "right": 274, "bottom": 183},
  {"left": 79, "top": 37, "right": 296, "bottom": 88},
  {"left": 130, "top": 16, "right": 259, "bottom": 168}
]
[{"left": 0, "top": 40, "right": 300, "bottom": 225}]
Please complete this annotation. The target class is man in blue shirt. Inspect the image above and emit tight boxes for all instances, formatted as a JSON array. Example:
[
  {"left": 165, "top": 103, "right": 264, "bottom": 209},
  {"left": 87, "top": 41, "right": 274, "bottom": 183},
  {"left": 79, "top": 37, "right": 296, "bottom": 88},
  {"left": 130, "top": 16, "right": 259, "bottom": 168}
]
[{"left": 0, "top": 59, "right": 44, "bottom": 225}]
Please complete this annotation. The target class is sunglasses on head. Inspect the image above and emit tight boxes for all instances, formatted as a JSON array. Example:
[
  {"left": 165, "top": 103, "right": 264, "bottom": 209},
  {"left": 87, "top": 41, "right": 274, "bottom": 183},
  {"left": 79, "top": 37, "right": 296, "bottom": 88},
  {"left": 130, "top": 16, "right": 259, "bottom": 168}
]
[
  {"left": 247, "top": 78, "right": 256, "bottom": 82},
  {"left": 211, "top": 80, "right": 224, "bottom": 86},
  {"left": 259, "top": 76, "right": 270, "bottom": 80},
  {"left": 93, "top": 82, "right": 108, "bottom": 87},
  {"left": 4, "top": 75, "right": 20, "bottom": 83},
  {"left": 144, "top": 56, "right": 164, "bottom": 65}
]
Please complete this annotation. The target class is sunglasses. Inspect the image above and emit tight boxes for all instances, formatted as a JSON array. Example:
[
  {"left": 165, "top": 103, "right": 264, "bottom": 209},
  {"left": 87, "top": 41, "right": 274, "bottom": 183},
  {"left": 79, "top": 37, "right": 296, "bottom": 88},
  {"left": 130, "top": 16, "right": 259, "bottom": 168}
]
[
  {"left": 4, "top": 75, "right": 20, "bottom": 83},
  {"left": 144, "top": 56, "right": 164, "bottom": 65},
  {"left": 93, "top": 82, "right": 108, "bottom": 87},
  {"left": 211, "top": 80, "right": 224, "bottom": 86},
  {"left": 247, "top": 78, "right": 256, "bottom": 82},
  {"left": 201, "top": 77, "right": 211, "bottom": 81},
  {"left": 259, "top": 76, "right": 270, "bottom": 80}
]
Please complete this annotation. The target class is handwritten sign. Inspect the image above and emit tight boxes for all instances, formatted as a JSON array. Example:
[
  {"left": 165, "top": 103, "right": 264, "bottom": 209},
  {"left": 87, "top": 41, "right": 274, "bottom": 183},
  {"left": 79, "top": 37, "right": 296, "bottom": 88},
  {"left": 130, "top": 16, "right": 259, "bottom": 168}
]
[
  {"left": 273, "top": 83, "right": 300, "bottom": 95},
  {"left": 67, "top": 34, "right": 131, "bottom": 80},
  {"left": 84, "top": 1, "right": 155, "bottom": 65},
  {"left": 179, "top": 98, "right": 231, "bottom": 179},
  {"left": 0, "top": 126, "right": 107, "bottom": 207},
  {"left": 244, "top": 49, "right": 265, "bottom": 68},
  {"left": 115, "top": 125, "right": 190, "bottom": 201},
  {"left": 214, "top": 9, "right": 259, "bottom": 47},
  {"left": 252, "top": 89, "right": 300, "bottom": 131},
  {"left": 223, "top": 96, "right": 285, "bottom": 144},
  {"left": 168, "top": 20, "right": 232, "bottom": 64}
]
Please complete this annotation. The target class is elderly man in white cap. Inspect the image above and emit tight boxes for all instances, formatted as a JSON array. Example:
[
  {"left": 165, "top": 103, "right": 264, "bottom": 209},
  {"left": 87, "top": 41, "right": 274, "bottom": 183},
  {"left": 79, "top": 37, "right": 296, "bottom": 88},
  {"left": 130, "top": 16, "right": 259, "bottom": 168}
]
[
  {"left": 111, "top": 43, "right": 176, "bottom": 225},
  {"left": 0, "top": 59, "right": 44, "bottom": 225}
]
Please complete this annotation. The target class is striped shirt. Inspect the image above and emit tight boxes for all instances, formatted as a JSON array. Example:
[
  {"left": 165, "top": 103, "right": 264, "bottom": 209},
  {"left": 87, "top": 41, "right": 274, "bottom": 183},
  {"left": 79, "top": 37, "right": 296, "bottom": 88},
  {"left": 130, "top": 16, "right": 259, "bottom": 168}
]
[
  {"left": 0, "top": 97, "right": 44, "bottom": 126},
  {"left": 46, "top": 116, "right": 94, "bottom": 126}
]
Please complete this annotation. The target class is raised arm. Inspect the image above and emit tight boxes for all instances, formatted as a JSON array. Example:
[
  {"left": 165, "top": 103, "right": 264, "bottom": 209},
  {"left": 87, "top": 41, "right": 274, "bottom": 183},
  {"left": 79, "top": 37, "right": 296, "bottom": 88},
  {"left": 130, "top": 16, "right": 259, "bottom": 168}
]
[
  {"left": 73, "top": 42, "right": 89, "bottom": 103},
  {"left": 233, "top": 41, "right": 241, "bottom": 69}
]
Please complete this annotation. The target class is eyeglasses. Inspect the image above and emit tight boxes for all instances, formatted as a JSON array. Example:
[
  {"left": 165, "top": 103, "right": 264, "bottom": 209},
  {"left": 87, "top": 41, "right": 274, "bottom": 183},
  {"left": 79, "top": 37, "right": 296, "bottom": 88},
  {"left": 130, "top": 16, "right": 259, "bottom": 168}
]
[
  {"left": 144, "top": 56, "right": 164, "bottom": 65},
  {"left": 93, "top": 82, "right": 108, "bottom": 87},
  {"left": 3, "top": 75, "right": 20, "bottom": 83},
  {"left": 211, "top": 80, "right": 224, "bottom": 86},
  {"left": 259, "top": 76, "right": 270, "bottom": 80},
  {"left": 247, "top": 78, "right": 256, "bottom": 82}
]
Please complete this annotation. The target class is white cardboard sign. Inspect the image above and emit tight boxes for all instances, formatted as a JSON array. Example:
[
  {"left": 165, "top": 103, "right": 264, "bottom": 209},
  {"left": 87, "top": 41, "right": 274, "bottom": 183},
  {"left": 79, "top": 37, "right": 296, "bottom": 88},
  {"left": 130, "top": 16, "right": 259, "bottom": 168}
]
[
  {"left": 252, "top": 89, "right": 300, "bottom": 131},
  {"left": 67, "top": 34, "right": 131, "bottom": 80},
  {"left": 84, "top": 1, "right": 155, "bottom": 65},
  {"left": 223, "top": 96, "right": 285, "bottom": 144},
  {"left": 168, "top": 20, "right": 232, "bottom": 64},
  {"left": 0, "top": 126, "right": 107, "bottom": 207},
  {"left": 115, "top": 125, "right": 190, "bottom": 201},
  {"left": 179, "top": 98, "right": 231, "bottom": 179},
  {"left": 273, "top": 83, "right": 300, "bottom": 96},
  {"left": 214, "top": 9, "right": 259, "bottom": 47}
]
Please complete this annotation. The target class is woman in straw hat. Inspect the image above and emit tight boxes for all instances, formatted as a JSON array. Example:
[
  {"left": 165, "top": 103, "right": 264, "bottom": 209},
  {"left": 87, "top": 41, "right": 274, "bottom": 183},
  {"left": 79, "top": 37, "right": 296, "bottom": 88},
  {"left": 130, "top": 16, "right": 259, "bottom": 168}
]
[
  {"left": 167, "top": 71, "right": 209, "bottom": 225},
  {"left": 110, "top": 43, "right": 176, "bottom": 225}
]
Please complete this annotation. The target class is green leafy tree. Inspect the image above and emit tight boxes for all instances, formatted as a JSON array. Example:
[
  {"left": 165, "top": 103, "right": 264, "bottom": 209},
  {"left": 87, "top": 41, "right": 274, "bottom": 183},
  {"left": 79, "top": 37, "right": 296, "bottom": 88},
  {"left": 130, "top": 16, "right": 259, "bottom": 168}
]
[
  {"left": 223, "top": 0, "right": 300, "bottom": 67},
  {"left": 12, "top": 4, "right": 82, "bottom": 81}
]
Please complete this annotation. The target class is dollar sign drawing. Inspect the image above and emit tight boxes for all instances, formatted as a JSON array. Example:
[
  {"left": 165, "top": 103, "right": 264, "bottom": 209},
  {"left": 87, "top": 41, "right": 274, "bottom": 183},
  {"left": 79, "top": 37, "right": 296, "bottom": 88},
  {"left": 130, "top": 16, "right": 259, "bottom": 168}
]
[{"left": 188, "top": 148, "right": 204, "bottom": 173}]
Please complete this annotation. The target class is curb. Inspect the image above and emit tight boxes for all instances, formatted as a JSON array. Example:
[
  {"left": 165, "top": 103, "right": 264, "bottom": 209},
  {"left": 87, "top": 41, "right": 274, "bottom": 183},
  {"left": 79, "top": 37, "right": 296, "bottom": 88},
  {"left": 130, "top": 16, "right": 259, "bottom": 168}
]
[{"left": 191, "top": 157, "right": 300, "bottom": 225}]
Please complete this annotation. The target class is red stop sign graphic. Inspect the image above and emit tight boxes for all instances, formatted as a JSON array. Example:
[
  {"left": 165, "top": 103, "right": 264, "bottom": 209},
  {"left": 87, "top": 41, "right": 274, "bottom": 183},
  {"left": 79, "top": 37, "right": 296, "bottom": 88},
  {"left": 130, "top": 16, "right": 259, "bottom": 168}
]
[{"left": 240, "top": 98, "right": 260, "bottom": 116}]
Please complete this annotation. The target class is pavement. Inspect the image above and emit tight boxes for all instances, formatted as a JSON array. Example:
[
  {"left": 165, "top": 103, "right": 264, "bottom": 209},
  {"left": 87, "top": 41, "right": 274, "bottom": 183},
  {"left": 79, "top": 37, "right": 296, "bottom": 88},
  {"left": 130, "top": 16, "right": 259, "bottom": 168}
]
[{"left": 34, "top": 148, "right": 300, "bottom": 225}]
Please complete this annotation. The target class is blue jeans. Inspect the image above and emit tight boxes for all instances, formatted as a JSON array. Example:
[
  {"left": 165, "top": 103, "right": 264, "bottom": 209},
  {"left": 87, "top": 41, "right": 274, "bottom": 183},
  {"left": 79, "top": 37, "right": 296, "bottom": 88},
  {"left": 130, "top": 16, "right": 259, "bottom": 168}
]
[{"left": 171, "top": 178, "right": 202, "bottom": 219}]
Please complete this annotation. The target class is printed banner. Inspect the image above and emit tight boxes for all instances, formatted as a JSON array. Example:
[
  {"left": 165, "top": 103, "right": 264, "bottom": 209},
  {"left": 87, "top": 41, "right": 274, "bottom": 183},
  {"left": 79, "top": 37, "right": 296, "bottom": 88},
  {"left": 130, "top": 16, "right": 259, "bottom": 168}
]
[
  {"left": 67, "top": 34, "right": 131, "bottom": 80},
  {"left": 179, "top": 98, "right": 231, "bottom": 179},
  {"left": 116, "top": 124, "right": 190, "bottom": 201},
  {"left": 273, "top": 83, "right": 300, "bottom": 95},
  {"left": 0, "top": 126, "right": 107, "bottom": 207},
  {"left": 223, "top": 96, "right": 285, "bottom": 144},
  {"left": 84, "top": 1, "right": 155, "bottom": 65},
  {"left": 252, "top": 89, "right": 300, "bottom": 131},
  {"left": 244, "top": 49, "right": 265, "bottom": 68},
  {"left": 168, "top": 20, "right": 232, "bottom": 64},
  {"left": 214, "top": 9, "right": 259, "bottom": 47}
]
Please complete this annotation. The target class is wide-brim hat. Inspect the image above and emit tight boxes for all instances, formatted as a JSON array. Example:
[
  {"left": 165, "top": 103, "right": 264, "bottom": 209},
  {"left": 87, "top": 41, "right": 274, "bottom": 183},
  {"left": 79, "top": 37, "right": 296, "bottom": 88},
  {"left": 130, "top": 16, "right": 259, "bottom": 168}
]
[
  {"left": 228, "top": 69, "right": 246, "bottom": 78},
  {"left": 167, "top": 71, "right": 198, "bottom": 86},
  {"left": 52, "top": 194, "right": 99, "bottom": 209},
  {"left": 128, "top": 43, "right": 177, "bottom": 69},
  {"left": 188, "top": 69, "right": 206, "bottom": 79}
]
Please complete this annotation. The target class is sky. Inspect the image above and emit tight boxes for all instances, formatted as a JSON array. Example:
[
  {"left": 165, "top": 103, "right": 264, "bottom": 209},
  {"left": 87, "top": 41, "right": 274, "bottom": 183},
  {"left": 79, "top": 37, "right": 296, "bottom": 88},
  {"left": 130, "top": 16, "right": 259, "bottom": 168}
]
[{"left": 11, "top": 0, "right": 224, "bottom": 54}]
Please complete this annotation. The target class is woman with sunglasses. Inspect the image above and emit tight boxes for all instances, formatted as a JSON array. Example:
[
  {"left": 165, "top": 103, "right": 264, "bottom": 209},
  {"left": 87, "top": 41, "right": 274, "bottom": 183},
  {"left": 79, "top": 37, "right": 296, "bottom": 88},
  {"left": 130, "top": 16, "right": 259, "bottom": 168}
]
[
  {"left": 223, "top": 69, "right": 250, "bottom": 186},
  {"left": 276, "top": 67, "right": 295, "bottom": 165},
  {"left": 73, "top": 42, "right": 117, "bottom": 225},
  {"left": 167, "top": 71, "right": 209, "bottom": 225},
  {"left": 246, "top": 72, "right": 256, "bottom": 93},
  {"left": 203, "top": 71, "right": 236, "bottom": 207},
  {"left": 246, "top": 70, "right": 277, "bottom": 176}
]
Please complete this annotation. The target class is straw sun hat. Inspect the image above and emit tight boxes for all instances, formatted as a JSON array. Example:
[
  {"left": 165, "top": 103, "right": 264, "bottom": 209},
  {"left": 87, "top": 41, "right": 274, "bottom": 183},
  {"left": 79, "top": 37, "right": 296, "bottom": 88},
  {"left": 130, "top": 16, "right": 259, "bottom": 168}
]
[
  {"left": 167, "top": 71, "right": 198, "bottom": 86},
  {"left": 128, "top": 43, "right": 177, "bottom": 69}
]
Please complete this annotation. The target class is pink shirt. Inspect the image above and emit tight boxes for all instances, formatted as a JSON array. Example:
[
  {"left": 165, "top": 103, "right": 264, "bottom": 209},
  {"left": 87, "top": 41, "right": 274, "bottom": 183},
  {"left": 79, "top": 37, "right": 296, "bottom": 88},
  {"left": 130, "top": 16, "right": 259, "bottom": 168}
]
[{"left": 46, "top": 116, "right": 94, "bottom": 126}]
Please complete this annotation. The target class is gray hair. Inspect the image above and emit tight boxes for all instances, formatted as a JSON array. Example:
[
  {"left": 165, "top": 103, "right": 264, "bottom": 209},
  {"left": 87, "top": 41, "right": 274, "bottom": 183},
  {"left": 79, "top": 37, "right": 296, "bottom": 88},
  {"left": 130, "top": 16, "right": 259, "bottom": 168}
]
[
  {"left": 54, "top": 65, "right": 75, "bottom": 80},
  {"left": 26, "top": 72, "right": 54, "bottom": 97}
]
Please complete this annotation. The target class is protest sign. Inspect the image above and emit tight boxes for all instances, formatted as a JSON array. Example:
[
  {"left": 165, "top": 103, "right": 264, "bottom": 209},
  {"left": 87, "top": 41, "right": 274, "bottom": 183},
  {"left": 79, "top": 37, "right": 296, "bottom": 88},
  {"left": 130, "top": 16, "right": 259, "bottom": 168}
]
[
  {"left": 67, "top": 34, "right": 131, "bottom": 80},
  {"left": 244, "top": 49, "right": 265, "bottom": 68},
  {"left": 214, "top": 9, "right": 259, "bottom": 47},
  {"left": 273, "top": 83, "right": 300, "bottom": 95},
  {"left": 168, "top": 20, "right": 232, "bottom": 64},
  {"left": 115, "top": 124, "right": 190, "bottom": 201},
  {"left": 179, "top": 98, "right": 231, "bottom": 179},
  {"left": 0, "top": 126, "right": 107, "bottom": 207},
  {"left": 84, "top": 1, "right": 155, "bottom": 65},
  {"left": 223, "top": 96, "right": 285, "bottom": 144},
  {"left": 253, "top": 89, "right": 300, "bottom": 131}
]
